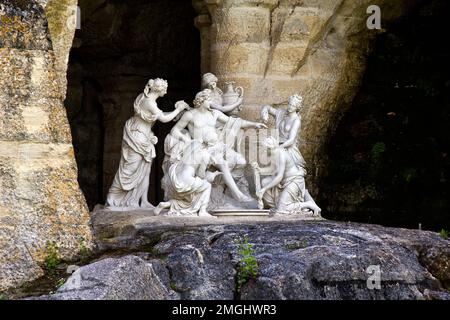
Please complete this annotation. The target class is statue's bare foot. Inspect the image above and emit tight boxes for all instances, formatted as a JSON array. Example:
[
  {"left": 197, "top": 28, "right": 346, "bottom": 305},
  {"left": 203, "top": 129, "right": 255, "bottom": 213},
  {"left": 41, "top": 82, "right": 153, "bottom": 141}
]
[
  {"left": 140, "top": 200, "right": 154, "bottom": 210},
  {"left": 301, "top": 202, "right": 321, "bottom": 216},
  {"left": 312, "top": 206, "right": 322, "bottom": 216},
  {"left": 154, "top": 205, "right": 163, "bottom": 215},
  {"left": 269, "top": 209, "right": 282, "bottom": 218},
  {"left": 154, "top": 202, "right": 170, "bottom": 215},
  {"left": 198, "top": 210, "right": 217, "bottom": 219},
  {"left": 257, "top": 199, "right": 264, "bottom": 210}
]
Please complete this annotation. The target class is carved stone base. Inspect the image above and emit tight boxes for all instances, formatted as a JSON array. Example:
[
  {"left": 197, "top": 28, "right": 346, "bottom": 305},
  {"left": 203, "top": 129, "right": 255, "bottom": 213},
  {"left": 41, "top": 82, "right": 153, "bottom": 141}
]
[
  {"left": 96, "top": 204, "right": 155, "bottom": 213},
  {"left": 211, "top": 209, "right": 270, "bottom": 217}
]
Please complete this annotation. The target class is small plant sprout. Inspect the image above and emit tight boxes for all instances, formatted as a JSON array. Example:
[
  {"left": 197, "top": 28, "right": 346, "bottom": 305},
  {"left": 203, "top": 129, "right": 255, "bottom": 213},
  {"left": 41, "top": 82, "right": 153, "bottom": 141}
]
[
  {"left": 233, "top": 235, "right": 259, "bottom": 292},
  {"left": 44, "top": 241, "right": 61, "bottom": 273},
  {"left": 439, "top": 229, "right": 449, "bottom": 239}
]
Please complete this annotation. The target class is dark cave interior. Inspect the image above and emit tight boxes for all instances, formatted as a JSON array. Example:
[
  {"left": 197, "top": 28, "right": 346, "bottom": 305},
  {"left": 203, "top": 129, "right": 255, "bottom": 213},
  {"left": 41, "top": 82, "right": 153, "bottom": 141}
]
[
  {"left": 320, "top": 0, "right": 450, "bottom": 231},
  {"left": 65, "top": 0, "right": 450, "bottom": 231},
  {"left": 65, "top": 0, "right": 201, "bottom": 209}
]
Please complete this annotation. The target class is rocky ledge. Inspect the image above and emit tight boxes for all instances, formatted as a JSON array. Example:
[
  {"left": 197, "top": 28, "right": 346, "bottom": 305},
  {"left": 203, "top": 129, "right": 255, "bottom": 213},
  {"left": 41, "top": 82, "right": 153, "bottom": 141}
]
[{"left": 36, "top": 210, "right": 450, "bottom": 300}]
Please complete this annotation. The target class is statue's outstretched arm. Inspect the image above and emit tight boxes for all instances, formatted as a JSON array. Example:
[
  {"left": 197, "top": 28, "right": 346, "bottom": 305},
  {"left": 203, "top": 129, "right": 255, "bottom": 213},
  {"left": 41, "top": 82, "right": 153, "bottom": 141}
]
[
  {"left": 261, "top": 105, "right": 277, "bottom": 121},
  {"left": 241, "top": 119, "right": 268, "bottom": 129},
  {"left": 216, "top": 111, "right": 266, "bottom": 129},
  {"left": 211, "top": 97, "right": 243, "bottom": 113},
  {"left": 215, "top": 110, "right": 230, "bottom": 124},
  {"left": 157, "top": 101, "right": 189, "bottom": 123}
]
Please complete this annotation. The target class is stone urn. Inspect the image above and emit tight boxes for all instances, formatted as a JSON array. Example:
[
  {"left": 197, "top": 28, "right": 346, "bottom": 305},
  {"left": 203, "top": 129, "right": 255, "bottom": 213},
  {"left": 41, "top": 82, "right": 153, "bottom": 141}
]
[{"left": 223, "top": 81, "right": 244, "bottom": 112}]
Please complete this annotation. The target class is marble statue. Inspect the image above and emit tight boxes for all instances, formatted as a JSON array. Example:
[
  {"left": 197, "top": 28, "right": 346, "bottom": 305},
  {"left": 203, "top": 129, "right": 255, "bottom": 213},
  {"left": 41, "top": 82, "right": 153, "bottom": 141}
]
[
  {"left": 254, "top": 94, "right": 321, "bottom": 216},
  {"left": 202, "top": 73, "right": 244, "bottom": 115},
  {"left": 201, "top": 74, "right": 256, "bottom": 209},
  {"left": 254, "top": 137, "right": 321, "bottom": 216},
  {"left": 154, "top": 131, "right": 221, "bottom": 217},
  {"left": 105, "top": 78, "right": 189, "bottom": 210},
  {"left": 162, "top": 88, "right": 266, "bottom": 207},
  {"left": 261, "top": 94, "right": 306, "bottom": 169}
]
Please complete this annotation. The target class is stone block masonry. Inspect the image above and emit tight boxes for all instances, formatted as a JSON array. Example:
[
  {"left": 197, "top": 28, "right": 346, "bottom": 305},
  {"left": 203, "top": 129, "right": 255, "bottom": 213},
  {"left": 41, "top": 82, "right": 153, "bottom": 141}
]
[{"left": 194, "top": 0, "right": 425, "bottom": 193}]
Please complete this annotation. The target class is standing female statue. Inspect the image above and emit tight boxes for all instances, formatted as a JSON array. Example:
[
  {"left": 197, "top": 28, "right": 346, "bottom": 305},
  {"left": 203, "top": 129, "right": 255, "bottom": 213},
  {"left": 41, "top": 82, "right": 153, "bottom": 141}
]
[{"left": 105, "top": 78, "right": 189, "bottom": 210}]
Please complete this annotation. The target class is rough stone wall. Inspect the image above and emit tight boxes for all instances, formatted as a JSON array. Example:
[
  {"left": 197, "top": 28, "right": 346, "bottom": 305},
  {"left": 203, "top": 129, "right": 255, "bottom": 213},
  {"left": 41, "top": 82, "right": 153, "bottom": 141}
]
[
  {"left": 0, "top": 0, "right": 92, "bottom": 291},
  {"left": 45, "top": 0, "right": 79, "bottom": 93},
  {"left": 194, "top": 0, "right": 423, "bottom": 193}
]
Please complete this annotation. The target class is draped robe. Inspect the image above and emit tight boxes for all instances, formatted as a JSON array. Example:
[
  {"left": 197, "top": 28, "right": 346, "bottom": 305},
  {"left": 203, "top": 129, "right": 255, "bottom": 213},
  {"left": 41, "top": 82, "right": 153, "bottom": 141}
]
[{"left": 105, "top": 94, "right": 157, "bottom": 208}]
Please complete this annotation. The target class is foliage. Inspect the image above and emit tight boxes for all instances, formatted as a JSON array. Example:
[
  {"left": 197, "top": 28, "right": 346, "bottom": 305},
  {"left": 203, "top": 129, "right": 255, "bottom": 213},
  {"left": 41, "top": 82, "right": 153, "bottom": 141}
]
[
  {"left": 44, "top": 241, "right": 61, "bottom": 273},
  {"left": 439, "top": 229, "right": 449, "bottom": 239},
  {"left": 56, "top": 278, "right": 66, "bottom": 289},
  {"left": 78, "top": 237, "right": 90, "bottom": 263},
  {"left": 370, "top": 142, "right": 386, "bottom": 163},
  {"left": 169, "top": 281, "right": 177, "bottom": 292},
  {"left": 233, "top": 235, "right": 259, "bottom": 292},
  {"left": 401, "top": 168, "right": 417, "bottom": 183}
]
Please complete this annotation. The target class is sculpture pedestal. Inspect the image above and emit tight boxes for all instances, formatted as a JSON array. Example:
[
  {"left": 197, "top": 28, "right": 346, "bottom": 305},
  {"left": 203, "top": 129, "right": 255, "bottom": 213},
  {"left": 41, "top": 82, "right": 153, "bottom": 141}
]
[
  {"left": 211, "top": 209, "right": 270, "bottom": 217},
  {"left": 95, "top": 205, "right": 321, "bottom": 219},
  {"left": 92, "top": 205, "right": 323, "bottom": 234},
  {"left": 91, "top": 205, "right": 324, "bottom": 252}
]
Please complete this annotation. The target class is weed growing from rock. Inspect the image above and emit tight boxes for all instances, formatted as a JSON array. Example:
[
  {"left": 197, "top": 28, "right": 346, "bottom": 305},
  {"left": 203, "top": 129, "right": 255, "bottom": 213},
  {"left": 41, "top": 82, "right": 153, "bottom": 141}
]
[
  {"left": 44, "top": 241, "right": 60, "bottom": 273},
  {"left": 233, "top": 235, "right": 259, "bottom": 293},
  {"left": 439, "top": 229, "right": 449, "bottom": 239}
]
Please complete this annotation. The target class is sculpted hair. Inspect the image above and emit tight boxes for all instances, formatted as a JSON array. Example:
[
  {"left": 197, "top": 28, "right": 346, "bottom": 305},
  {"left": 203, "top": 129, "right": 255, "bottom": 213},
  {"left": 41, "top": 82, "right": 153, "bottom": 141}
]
[
  {"left": 144, "top": 78, "right": 168, "bottom": 97},
  {"left": 193, "top": 89, "right": 213, "bottom": 108},
  {"left": 202, "top": 73, "right": 218, "bottom": 88},
  {"left": 289, "top": 94, "right": 303, "bottom": 110}
]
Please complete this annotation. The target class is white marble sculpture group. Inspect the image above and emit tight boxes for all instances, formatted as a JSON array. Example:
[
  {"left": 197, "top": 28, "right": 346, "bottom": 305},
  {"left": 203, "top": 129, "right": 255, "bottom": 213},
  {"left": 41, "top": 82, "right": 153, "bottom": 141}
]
[{"left": 105, "top": 73, "right": 321, "bottom": 217}]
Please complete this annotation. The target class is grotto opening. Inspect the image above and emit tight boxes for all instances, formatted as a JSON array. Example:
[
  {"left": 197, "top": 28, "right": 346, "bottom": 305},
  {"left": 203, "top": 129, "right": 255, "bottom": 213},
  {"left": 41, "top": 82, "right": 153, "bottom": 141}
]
[{"left": 65, "top": 0, "right": 201, "bottom": 209}]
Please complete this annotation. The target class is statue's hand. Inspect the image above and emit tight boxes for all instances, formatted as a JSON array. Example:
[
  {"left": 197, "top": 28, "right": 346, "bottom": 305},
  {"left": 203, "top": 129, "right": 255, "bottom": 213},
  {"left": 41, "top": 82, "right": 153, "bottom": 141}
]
[
  {"left": 261, "top": 106, "right": 270, "bottom": 123},
  {"left": 182, "top": 133, "right": 192, "bottom": 144},
  {"left": 281, "top": 141, "right": 292, "bottom": 149},
  {"left": 254, "top": 122, "right": 268, "bottom": 129},
  {"left": 175, "top": 101, "right": 189, "bottom": 111},
  {"left": 150, "top": 135, "right": 158, "bottom": 145},
  {"left": 206, "top": 171, "right": 222, "bottom": 183},
  {"left": 209, "top": 153, "right": 220, "bottom": 166},
  {"left": 256, "top": 188, "right": 266, "bottom": 199},
  {"left": 251, "top": 162, "right": 260, "bottom": 171}
]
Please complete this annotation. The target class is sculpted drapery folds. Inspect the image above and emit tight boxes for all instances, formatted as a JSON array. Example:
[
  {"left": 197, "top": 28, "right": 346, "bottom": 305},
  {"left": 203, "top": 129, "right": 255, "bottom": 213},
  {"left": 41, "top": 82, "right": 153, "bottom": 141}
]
[
  {"left": 256, "top": 95, "right": 321, "bottom": 216},
  {"left": 161, "top": 87, "right": 267, "bottom": 214},
  {"left": 105, "top": 79, "right": 189, "bottom": 210},
  {"left": 105, "top": 76, "right": 319, "bottom": 217},
  {"left": 155, "top": 131, "right": 222, "bottom": 217}
]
